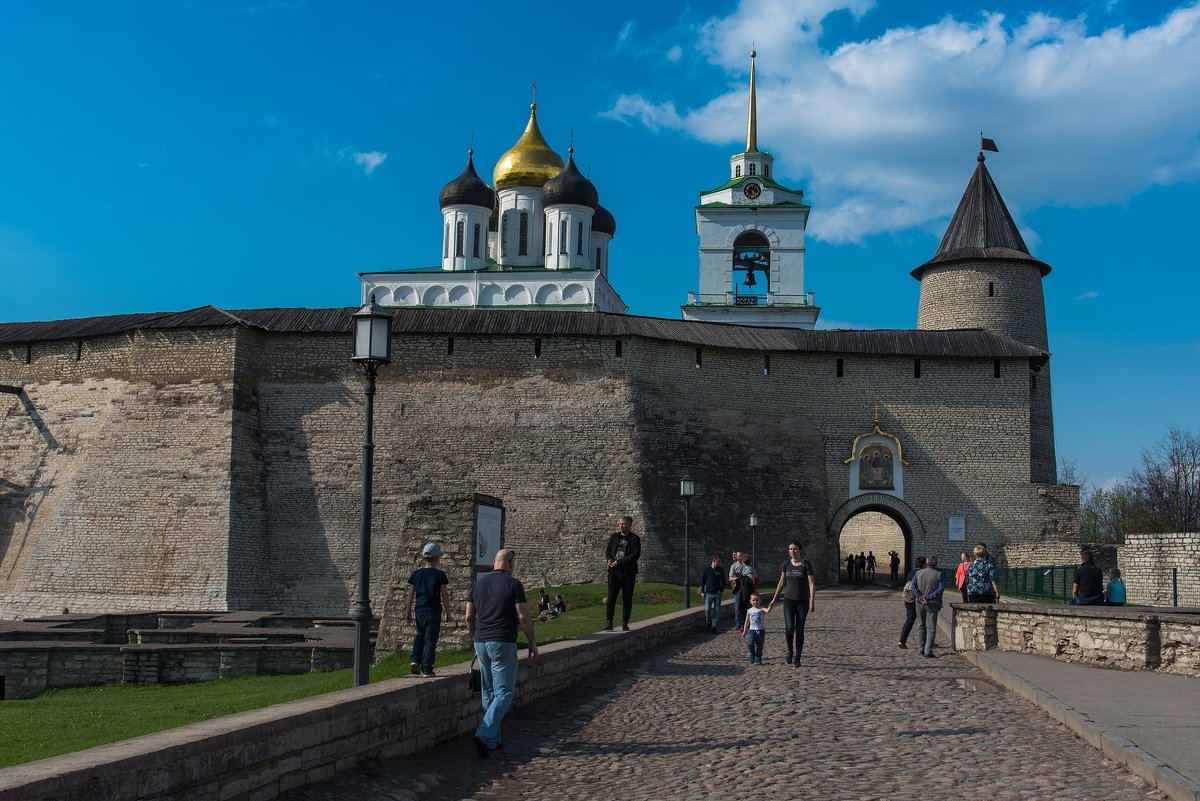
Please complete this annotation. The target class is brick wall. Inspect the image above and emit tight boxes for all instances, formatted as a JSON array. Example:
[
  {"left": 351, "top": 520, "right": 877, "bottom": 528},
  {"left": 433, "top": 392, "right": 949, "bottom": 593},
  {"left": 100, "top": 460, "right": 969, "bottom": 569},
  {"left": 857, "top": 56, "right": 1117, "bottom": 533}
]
[
  {"left": 0, "top": 322, "right": 1072, "bottom": 619},
  {"left": 1118, "top": 533, "right": 1200, "bottom": 607}
]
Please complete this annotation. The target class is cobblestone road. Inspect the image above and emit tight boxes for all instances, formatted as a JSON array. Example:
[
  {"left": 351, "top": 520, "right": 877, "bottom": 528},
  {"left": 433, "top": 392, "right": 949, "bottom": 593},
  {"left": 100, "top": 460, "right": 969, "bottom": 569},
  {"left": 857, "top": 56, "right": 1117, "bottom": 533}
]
[{"left": 285, "top": 589, "right": 1164, "bottom": 801}]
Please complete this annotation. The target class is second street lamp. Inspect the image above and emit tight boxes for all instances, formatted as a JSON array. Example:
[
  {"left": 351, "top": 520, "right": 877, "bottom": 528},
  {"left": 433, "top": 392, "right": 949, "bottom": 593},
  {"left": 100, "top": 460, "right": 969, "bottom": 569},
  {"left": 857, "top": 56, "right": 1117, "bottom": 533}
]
[
  {"left": 680, "top": 478, "right": 695, "bottom": 608},
  {"left": 749, "top": 513, "right": 758, "bottom": 562},
  {"left": 350, "top": 297, "right": 392, "bottom": 688}
]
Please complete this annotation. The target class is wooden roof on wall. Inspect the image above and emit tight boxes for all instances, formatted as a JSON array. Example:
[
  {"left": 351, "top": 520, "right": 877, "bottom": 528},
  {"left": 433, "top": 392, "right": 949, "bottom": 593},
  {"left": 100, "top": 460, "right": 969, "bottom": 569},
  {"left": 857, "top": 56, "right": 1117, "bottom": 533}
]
[{"left": 0, "top": 305, "right": 1047, "bottom": 361}]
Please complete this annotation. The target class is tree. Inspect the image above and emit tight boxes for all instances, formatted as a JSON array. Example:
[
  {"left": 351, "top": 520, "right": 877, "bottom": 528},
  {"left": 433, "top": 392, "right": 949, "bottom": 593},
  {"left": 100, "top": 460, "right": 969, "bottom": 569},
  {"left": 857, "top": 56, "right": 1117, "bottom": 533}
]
[
  {"left": 1079, "top": 482, "right": 1138, "bottom": 544},
  {"left": 1128, "top": 425, "right": 1200, "bottom": 533},
  {"left": 1073, "top": 425, "right": 1200, "bottom": 542}
]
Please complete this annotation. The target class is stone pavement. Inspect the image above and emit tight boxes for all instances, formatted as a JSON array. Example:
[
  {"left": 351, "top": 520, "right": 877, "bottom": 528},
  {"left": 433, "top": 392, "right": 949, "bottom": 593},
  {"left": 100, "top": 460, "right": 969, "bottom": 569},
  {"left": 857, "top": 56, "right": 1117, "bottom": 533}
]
[{"left": 284, "top": 589, "right": 1168, "bottom": 801}]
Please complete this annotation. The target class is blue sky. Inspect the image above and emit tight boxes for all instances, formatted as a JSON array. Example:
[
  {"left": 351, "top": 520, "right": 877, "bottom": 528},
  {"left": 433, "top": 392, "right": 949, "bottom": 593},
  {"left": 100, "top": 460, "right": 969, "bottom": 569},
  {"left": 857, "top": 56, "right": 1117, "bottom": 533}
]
[{"left": 1, "top": 1, "right": 1197, "bottom": 490}]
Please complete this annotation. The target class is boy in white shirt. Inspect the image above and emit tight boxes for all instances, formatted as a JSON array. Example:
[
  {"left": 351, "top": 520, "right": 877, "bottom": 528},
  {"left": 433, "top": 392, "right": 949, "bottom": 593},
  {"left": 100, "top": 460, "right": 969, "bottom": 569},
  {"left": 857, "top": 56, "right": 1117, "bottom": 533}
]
[{"left": 740, "top": 592, "right": 769, "bottom": 665}]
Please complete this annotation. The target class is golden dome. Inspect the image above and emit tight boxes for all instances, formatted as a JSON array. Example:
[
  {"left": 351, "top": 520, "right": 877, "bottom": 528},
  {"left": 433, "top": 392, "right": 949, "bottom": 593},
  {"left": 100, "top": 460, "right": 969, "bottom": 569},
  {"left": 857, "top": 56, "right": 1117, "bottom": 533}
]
[{"left": 492, "top": 103, "right": 564, "bottom": 190}]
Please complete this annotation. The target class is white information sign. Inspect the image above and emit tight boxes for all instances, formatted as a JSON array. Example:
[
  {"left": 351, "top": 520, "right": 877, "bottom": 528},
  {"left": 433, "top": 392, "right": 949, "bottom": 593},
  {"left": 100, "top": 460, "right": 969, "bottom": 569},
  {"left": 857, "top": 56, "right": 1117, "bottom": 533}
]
[
  {"left": 475, "top": 502, "right": 504, "bottom": 566},
  {"left": 948, "top": 516, "right": 966, "bottom": 542}
]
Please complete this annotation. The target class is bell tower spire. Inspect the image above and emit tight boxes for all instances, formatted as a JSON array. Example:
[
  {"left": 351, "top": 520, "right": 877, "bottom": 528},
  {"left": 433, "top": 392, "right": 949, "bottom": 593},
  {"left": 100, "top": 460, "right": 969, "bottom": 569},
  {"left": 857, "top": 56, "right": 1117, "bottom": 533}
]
[
  {"left": 684, "top": 50, "right": 817, "bottom": 328},
  {"left": 746, "top": 49, "right": 758, "bottom": 153}
]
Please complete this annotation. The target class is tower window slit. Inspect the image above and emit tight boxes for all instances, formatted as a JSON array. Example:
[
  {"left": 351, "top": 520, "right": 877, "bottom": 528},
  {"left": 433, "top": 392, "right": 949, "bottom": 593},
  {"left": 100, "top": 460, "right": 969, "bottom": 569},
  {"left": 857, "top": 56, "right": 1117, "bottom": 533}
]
[
  {"left": 763, "top": 354, "right": 770, "bottom": 375},
  {"left": 914, "top": 358, "right": 921, "bottom": 378},
  {"left": 993, "top": 360, "right": 1001, "bottom": 378},
  {"left": 447, "top": 336, "right": 454, "bottom": 356},
  {"left": 534, "top": 338, "right": 542, "bottom": 359},
  {"left": 695, "top": 348, "right": 702, "bottom": 368},
  {"left": 836, "top": 358, "right": 844, "bottom": 378},
  {"left": 615, "top": 340, "right": 623, "bottom": 359},
  {"left": 988, "top": 281, "right": 994, "bottom": 297}
]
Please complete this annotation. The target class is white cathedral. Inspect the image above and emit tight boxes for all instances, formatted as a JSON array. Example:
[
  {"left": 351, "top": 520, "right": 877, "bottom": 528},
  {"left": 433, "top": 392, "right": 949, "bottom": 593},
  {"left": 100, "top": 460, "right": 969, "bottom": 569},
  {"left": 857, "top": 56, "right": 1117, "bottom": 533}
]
[{"left": 360, "top": 52, "right": 818, "bottom": 328}]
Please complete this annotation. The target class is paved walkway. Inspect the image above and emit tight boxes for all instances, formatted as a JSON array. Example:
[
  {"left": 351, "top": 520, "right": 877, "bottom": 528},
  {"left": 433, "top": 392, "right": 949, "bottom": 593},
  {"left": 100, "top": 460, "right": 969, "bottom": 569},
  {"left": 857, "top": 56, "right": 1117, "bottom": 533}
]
[{"left": 283, "top": 588, "right": 1185, "bottom": 801}]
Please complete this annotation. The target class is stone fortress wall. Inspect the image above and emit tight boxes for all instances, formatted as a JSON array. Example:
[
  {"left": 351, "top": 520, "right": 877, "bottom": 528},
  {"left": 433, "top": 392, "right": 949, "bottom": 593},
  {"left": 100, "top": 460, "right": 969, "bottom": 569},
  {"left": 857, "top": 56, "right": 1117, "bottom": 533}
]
[
  {"left": 1, "top": 315, "right": 1072, "bottom": 619},
  {"left": 1118, "top": 533, "right": 1200, "bottom": 607}
]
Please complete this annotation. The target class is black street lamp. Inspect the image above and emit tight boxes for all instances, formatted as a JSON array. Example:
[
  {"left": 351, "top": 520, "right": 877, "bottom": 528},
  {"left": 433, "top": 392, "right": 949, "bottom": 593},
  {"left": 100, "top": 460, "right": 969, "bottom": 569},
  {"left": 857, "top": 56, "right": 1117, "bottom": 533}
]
[
  {"left": 749, "top": 513, "right": 758, "bottom": 562},
  {"left": 350, "top": 297, "right": 392, "bottom": 687},
  {"left": 680, "top": 477, "right": 695, "bottom": 608}
]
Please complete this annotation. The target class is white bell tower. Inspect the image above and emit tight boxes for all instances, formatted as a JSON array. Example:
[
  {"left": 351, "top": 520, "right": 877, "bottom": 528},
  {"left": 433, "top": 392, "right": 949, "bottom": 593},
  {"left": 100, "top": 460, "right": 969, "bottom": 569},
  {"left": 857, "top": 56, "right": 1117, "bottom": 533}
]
[{"left": 682, "top": 51, "right": 819, "bottom": 328}]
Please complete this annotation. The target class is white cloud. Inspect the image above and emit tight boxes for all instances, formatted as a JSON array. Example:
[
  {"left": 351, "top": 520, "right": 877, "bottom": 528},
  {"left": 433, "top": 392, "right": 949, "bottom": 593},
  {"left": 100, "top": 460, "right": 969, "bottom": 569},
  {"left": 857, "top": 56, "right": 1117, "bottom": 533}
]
[
  {"left": 607, "top": 2, "right": 1200, "bottom": 243},
  {"left": 600, "top": 96, "right": 685, "bottom": 131},
  {"left": 1075, "top": 290, "right": 1100, "bottom": 300},
  {"left": 1100, "top": 475, "right": 1127, "bottom": 492},
  {"left": 352, "top": 151, "right": 387, "bottom": 176},
  {"left": 666, "top": 45, "right": 683, "bottom": 62}
]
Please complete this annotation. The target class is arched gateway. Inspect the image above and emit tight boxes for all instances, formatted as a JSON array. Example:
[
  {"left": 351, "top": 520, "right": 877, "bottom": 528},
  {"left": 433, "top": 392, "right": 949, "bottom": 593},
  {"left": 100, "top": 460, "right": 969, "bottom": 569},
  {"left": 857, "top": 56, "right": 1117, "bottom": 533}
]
[{"left": 829, "top": 493, "right": 925, "bottom": 578}]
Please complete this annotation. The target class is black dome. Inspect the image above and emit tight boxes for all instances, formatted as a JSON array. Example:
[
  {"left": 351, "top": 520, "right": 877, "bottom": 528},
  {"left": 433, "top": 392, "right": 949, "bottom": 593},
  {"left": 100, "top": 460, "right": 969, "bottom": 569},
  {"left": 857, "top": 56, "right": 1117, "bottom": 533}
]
[
  {"left": 541, "top": 153, "right": 598, "bottom": 210},
  {"left": 593, "top": 204, "right": 616, "bottom": 237},
  {"left": 439, "top": 153, "right": 496, "bottom": 210}
]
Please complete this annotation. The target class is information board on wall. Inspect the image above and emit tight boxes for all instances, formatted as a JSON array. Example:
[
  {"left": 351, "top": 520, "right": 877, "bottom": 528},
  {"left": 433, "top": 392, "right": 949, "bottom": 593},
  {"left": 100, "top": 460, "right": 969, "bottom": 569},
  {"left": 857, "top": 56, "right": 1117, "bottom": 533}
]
[
  {"left": 474, "top": 496, "right": 504, "bottom": 566},
  {"left": 948, "top": 516, "right": 966, "bottom": 541}
]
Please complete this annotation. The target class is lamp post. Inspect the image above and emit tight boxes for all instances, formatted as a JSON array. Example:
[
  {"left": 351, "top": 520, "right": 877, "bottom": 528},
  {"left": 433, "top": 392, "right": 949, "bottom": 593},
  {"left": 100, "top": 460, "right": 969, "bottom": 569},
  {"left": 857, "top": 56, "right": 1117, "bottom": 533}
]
[
  {"left": 749, "top": 513, "right": 758, "bottom": 563},
  {"left": 350, "top": 297, "right": 392, "bottom": 687},
  {"left": 680, "top": 477, "right": 695, "bottom": 608}
]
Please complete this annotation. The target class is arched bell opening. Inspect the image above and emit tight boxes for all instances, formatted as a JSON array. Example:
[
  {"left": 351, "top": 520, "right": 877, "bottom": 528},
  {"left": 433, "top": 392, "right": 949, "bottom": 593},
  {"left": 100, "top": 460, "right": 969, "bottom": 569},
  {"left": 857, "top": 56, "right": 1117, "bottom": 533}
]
[{"left": 732, "top": 230, "right": 770, "bottom": 305}]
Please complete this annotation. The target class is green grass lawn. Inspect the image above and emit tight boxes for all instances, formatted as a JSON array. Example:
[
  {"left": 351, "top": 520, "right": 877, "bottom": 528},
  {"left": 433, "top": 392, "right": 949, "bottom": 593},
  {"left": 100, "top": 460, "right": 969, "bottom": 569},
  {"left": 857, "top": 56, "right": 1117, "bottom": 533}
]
[{"left": 0, "top": 582, "right": 688, "bottom": 768}]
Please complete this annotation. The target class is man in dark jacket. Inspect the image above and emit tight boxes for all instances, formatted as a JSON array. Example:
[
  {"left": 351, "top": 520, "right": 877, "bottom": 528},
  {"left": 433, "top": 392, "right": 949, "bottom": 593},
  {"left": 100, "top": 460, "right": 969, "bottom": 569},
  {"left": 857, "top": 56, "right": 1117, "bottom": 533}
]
[
  {"left": 1070, "top": 548, "right": 1105, "bottom": 605},
  {"left": 699, "top": 555, "right": 725, "bottom": 633},
  {"left": 603, "top": 515, "right": 641, "bottom": 631}
]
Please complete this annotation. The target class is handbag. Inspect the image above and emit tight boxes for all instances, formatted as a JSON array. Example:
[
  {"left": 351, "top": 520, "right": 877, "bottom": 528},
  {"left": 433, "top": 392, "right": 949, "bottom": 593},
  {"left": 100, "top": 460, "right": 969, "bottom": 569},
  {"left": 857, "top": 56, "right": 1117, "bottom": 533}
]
[{"left": 468, "top": 655, "right": 482, "bottom": 694}]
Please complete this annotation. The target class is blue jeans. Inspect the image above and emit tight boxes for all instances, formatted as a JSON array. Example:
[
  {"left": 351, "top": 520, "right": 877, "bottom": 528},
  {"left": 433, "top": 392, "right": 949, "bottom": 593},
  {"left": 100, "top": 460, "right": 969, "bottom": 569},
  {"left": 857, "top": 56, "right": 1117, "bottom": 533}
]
[
  {"left": 410, "top": 609, "right": 441, "bottom": 673},
  {"left": 733, "top": 595, "right": 745, "bottom": 630},
  {"left": 899, "top": 601, "right": 917, "bottom": 645},
  {"left": 917, "top": 603, "right": 940, "bottom": 655},
  {"left": 746, "top": 629, "right": 764, "bottom": 662},
  {"left": 704, "top": 592, "right": 722, "bottom": 630},
  {"left": 782, "top": 599, "right": 809, "bottom": 659},
  {"left": 473, "top": 640, "right": 518, "bottom": 749}
]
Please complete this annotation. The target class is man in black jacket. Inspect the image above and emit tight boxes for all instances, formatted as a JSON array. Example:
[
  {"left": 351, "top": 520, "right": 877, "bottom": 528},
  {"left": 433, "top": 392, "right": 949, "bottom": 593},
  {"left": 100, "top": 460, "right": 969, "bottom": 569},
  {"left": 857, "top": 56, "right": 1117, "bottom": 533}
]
[
  {"left": 603, "top": 515, "right": 641, "bottom": 631},
  {"left": 1070, "top": 548, "right": 1105, "bottom": 605},
  {"left": 699, "top": 555, "right": 726, "bottom": 633}
]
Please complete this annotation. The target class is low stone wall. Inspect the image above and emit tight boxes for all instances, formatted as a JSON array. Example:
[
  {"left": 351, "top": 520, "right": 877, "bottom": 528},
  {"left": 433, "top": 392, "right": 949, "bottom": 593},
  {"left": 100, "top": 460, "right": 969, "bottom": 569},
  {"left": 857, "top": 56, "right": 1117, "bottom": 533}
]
[
  {"left": 952, "top": 602, "right": 1200, "bottom": 677},
  {"left": 1119, "top": 533, "right": 1200, "bottom": 607},
  {"left": 0, "top": 604, "right": 714, "bottom": 801},
  {"left": 0, "top": 643, "right": 352, "bottom": 699}
]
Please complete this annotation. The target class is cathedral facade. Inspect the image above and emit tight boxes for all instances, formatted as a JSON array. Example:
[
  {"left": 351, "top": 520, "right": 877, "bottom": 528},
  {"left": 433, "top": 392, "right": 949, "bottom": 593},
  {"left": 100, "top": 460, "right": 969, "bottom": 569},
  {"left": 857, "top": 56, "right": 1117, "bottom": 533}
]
[{"left": 0, "top": 59, "right": 1077, "bottom": 619}]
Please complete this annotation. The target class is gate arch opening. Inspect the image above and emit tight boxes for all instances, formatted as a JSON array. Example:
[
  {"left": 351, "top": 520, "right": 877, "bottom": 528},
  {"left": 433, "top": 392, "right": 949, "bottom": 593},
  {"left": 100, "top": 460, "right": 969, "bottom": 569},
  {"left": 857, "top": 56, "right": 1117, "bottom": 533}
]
[{"left": 829, "top": 493, "right": 925, "bottom": 584}]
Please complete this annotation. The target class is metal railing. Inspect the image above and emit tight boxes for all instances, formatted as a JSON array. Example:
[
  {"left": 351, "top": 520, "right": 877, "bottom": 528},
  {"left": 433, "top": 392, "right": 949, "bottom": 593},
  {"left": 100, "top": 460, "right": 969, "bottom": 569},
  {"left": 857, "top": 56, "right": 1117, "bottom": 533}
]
[
  {"left": 685, "top": 292, "right": 815, "bottom": 307},
  {"left": 939, "top": 565, "right": 1180, "bottom": 606}
]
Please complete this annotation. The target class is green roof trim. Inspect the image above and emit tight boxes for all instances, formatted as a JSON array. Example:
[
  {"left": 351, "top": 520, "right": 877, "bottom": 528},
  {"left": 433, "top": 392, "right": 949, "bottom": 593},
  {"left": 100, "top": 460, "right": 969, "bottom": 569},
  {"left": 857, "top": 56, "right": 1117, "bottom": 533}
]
[
  {"left": 698, "top": 201, "right": 811, "bottom": 210},
  {"left": 699, "top": 175, "right": 804, "bottom": 196}
]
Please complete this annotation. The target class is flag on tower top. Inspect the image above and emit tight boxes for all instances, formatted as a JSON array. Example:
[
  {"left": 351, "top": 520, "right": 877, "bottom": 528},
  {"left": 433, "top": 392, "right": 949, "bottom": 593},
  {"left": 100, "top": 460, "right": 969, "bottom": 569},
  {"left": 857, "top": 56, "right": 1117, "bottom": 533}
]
[{"left": 981, "top": 137, "right": 999, "bottom": 152}]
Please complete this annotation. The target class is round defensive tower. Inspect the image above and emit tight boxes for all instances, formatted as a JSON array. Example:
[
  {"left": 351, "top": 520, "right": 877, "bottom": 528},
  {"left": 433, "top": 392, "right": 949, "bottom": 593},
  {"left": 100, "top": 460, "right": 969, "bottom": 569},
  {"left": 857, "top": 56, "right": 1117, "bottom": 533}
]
[{"left": 912, "top": 151, "right": 1057, "bottom": 484}]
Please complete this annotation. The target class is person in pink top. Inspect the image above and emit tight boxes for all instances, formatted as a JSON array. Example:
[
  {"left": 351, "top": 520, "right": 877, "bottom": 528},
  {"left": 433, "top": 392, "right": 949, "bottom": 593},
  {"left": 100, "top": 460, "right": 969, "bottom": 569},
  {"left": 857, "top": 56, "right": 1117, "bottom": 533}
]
[{"left": 955, "top": 552, "right": 970, "bottom": 603}]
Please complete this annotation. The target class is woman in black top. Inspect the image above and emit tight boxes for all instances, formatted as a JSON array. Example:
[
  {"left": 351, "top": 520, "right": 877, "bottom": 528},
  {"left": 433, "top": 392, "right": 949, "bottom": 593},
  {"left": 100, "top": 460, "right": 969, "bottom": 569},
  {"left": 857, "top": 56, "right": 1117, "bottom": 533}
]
[{"left": 767, "top": 541, "right": 816, "bottom": 667}]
